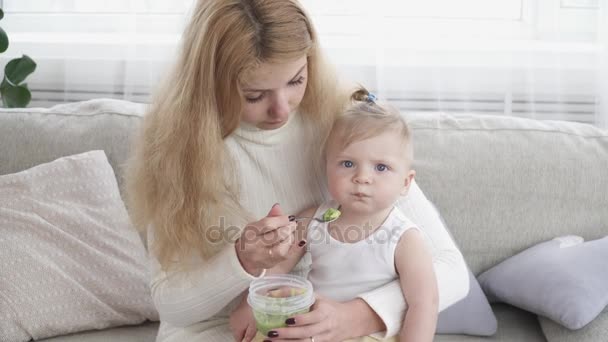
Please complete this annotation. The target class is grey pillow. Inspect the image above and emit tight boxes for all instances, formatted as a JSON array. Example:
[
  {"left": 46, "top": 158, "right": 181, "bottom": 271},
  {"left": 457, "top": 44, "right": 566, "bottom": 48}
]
[
  {"left": 433, "top": 205, "right": 497, "bottom": 336},
  {"left": 539, "top": 309, "right": 608, "bottom": 342},
  {"left": 478, "top": 236, "right": 608, "bottom": 330},
  {"left": 436, "top": 269, "right": 497, "bottom": 335}
]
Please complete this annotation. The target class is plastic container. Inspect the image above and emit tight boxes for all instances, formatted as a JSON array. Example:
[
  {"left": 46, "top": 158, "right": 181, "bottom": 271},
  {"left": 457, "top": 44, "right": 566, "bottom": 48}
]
[{"left": 248, "top": 274, "right": 314, "bottom": 335}]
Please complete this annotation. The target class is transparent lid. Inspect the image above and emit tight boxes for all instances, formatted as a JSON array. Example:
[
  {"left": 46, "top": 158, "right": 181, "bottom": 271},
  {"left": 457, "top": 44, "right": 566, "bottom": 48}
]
[{"left": 247, "top": 274, "right": 314, "bottom": 315}]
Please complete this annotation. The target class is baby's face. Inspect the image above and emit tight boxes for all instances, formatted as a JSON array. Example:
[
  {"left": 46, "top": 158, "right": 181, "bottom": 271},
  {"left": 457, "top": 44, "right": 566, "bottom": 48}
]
[{"left": 325, "top": 130, "right": 415, "bottom": 216}]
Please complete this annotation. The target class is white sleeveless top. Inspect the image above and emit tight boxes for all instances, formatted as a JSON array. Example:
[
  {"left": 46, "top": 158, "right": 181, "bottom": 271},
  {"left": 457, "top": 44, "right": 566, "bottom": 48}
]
[{"left": 307, "top": 200, "right": 420, "bottom": 302}]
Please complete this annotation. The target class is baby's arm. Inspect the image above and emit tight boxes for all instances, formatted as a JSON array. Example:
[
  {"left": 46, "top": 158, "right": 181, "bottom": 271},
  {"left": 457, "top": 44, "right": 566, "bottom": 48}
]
[
  {"left": 395, "top": 229, "right": 439, "bottom": 342},
  {"left": 266, "top": 207, "right": 315, "bottom": 275}
]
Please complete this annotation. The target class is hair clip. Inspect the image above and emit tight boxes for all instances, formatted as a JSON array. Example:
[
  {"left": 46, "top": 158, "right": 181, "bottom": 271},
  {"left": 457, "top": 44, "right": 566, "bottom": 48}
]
[{"left": 366, "top": 93, "right": 377, "bottom": 103}]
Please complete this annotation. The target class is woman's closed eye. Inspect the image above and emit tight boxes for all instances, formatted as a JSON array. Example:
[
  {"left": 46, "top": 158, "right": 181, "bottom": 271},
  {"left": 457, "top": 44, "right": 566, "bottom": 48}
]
[
  {"left": 288, "top": 76, "right": 305, "bottom": 87},
  {"left": 243, "top": 77, "right": 305, "bottom": 104},
  {"left": 245, "top": 92, "right": 264, "bottom": 103}
]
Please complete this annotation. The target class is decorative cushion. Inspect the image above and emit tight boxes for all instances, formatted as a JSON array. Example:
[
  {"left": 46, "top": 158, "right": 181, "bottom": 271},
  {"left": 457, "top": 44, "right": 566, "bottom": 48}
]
[
  {"left": 478, "top": 235, "right": 608, "bottom": 330},
  {"left": 0, "top": 150, "right": 158, "bottom": 342},
  {"left": 539, "top": 310, "right": 608, "bottom": 342},
  {"left": 436, "top": 269, "right": 497, "bottom": 335},
  {"left": 433, "top": 206, "right": 497, "bottom": 336}
]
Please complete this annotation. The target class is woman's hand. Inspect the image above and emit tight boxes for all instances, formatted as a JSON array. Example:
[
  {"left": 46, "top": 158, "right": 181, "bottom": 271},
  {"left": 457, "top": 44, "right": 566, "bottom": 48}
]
[
  {"left": 235, "top": 203, "right": 298, "bottom": 276},
  {"left": 229, "top": 294, "right": 258, "bottom": 342},
  {"left": 262, "top": 294, "right": 384, "bottom": 342}
]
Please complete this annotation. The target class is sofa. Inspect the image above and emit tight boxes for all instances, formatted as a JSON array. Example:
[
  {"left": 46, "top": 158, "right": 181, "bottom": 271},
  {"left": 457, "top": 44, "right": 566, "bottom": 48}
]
[{"left": 1, "top": 99, "right": 606, "bottom": 342}]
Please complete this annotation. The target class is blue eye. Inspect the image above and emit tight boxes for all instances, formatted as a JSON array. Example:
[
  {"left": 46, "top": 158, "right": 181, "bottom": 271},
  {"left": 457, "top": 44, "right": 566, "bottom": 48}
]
[
  {"left": 341, "top": 160, "right": 354, "bottom": 168},
  {"left": 376, "top": 164, "right": 388, "bottom": 172}
]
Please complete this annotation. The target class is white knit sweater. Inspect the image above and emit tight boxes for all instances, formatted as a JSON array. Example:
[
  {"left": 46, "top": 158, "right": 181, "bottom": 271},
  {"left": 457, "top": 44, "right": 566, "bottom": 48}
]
[{"left": 149, "top": 113, "right": 469, "bottom": 342}]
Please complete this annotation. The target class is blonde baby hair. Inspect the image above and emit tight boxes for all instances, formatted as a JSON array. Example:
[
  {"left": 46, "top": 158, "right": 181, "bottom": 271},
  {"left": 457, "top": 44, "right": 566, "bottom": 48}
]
[{"left": 325, "top": 86, "right": 414, "bottom": 168}]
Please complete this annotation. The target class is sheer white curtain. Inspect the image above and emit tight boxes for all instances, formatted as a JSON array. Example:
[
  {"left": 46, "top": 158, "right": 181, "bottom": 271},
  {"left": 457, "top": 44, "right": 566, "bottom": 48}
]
[
  {"left": 0, "top": 0, "right": 192, "bottom": 104},
  {"left": 1, "top": 0, "right": 606, "bottom": 127},
  {"left": 598, "top": 2, "right": 608, "bottom": 128},
  {"left": 306, "top": 0, "right": 608, "bottom": 127}
]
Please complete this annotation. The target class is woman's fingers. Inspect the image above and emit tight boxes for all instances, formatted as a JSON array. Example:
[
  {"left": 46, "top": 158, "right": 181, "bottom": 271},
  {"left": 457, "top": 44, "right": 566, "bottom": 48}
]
[
  {"left": 282, "top": 307, "right": 326, "bottom": 327},
  {"left": 264, "top": 326, "right": 328, "bottom": 342},
  {"left": 242, "top": 216, "right": 293, "bottom": 242},
  {"left": 267, "top": 309, "right": 328, "bottom": 340},
  {"left": 257, "top": 215, "right": 292, "bottom": 234},
  {"left": 235, "top": 204, "right": 299, "bottom": 271},
  {"left": 256, "top": 222, "right": 297, "bottom": 248}
]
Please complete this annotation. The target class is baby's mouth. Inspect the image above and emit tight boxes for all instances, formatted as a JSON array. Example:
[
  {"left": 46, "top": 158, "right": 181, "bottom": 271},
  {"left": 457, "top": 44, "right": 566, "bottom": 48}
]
[{"left": 352, "top": 192, "right": 369, "bottom": 198}]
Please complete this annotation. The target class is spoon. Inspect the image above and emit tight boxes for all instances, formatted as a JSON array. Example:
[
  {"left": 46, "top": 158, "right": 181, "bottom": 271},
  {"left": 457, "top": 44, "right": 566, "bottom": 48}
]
[{"left": 291, "top": 205, "right": 342, "bottom": 223}]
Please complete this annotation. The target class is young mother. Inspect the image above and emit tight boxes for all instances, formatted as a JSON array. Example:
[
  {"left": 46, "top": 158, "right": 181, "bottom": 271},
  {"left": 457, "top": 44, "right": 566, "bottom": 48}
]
[{"left": 126, "top": 0, "right": 468, "bottom": 341}]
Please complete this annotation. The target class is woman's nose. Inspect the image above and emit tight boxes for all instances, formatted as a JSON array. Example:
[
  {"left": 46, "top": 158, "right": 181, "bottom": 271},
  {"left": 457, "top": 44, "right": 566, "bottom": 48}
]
[{"left": 269, "top": 91, "right": 290, "bottom": 118}]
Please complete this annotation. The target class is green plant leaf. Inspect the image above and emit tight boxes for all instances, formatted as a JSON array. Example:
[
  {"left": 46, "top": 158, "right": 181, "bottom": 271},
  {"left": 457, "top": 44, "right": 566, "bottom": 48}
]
[
  {"left": 0, "top": 79, "right": 32, "bottom": 108},
  {"left": 5, "top": 55, "right": 37, "bottom": 85},
  {"left": 0, "top": 27, "right": 8, "bottom": 53}
]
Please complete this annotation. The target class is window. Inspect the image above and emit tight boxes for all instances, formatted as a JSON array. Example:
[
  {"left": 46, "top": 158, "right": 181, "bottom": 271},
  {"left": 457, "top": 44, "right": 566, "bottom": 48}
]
[{"left": 1, "top": 0, "right": 606, "bottom": 126}]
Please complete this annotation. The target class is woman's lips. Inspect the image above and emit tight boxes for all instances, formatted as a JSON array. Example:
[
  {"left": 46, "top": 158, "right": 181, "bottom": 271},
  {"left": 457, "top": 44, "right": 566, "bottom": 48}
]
[{"left": 264, "top": 120, "right": 285, "bottom": 126}]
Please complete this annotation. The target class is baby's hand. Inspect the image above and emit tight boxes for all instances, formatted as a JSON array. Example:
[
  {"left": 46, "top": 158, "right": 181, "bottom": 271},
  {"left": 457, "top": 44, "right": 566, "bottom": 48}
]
[{"left": 229, "top": 296, "right": 257, "bottom": 342}]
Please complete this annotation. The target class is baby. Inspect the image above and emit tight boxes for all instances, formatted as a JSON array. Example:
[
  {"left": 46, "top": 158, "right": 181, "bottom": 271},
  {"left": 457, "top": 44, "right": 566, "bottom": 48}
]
[{"left": 273, "top": 88, "right": 439, "bottom": 341}]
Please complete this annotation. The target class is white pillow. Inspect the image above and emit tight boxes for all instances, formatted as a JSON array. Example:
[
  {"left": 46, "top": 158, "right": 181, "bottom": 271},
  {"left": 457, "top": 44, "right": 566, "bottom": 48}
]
[{"left": 0, "top": 150, "right": 158, "bottom": 341}]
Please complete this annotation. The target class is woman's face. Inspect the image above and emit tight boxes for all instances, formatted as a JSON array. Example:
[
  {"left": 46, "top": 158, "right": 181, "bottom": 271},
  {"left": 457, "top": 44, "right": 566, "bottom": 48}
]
[{"left": 239, "top": 56, "right": 308, "bottom": 130}]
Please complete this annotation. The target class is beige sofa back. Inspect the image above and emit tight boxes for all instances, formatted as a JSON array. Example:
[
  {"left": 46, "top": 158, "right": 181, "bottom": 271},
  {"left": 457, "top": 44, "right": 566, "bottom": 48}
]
[
  {"left": 0, "top": 99, "right": 145, "bottom": 194},
  {"left": 2, "top": 100, "right": 607, "bottom": 274},
  {"left": 408, "top": 113, "right": 608, "bottom": 273}
]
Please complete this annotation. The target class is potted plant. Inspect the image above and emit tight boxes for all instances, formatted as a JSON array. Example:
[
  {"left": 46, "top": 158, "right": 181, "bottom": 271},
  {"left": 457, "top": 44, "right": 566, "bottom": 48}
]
[{"left": 0, "top": 8, "right": 36, "bottom": 108}]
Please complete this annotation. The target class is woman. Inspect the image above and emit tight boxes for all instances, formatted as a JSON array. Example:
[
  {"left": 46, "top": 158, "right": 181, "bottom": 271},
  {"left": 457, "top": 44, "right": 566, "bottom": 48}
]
[{"left": 126, "top": 0, "right": 468, "bottom": 341}]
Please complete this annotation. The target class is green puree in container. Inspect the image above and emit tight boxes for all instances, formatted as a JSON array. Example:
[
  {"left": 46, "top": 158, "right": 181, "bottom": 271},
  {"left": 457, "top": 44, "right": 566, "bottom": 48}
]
[
  {"left": 253, "top": 307, "right": 309, "bottom": 335},
  {"left": 253, "top": 287, "right": 309, "bottom": 335},
  {"left": 322, "top": 207, "right": 341, "bottom": 222}
]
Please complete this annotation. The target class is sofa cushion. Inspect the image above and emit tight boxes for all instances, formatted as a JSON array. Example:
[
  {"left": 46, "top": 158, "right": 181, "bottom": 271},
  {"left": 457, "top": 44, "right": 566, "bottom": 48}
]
[
  {"left": 478, "top": 235, "right": 608, "bottom": 330},
  {"left": 435, "top": 304, "right": 546, "bottom": 341},
  {"left": 407, "top": 112, "right": 608, "bottom": 274},
  {"left": 0, "top": 151, "right": 158, "bottom": 341},
  {"left": 539, "top": 310, "right": 608, "bottom": 342},
  {"left": 0, "top": 99, "right": 146, "bottom": 196},
  {"left": 38, "top": 321, "right": 159, "bottom": 342}
]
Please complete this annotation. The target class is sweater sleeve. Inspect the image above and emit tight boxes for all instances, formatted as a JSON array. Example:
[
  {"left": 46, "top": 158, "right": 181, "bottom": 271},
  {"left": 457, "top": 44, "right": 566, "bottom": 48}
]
[
  {"left": 357, "top": 180, "right": 469, "bottom": 338},
  {"left": 149, "top": 242, "right": 266, "bottom": 327}
]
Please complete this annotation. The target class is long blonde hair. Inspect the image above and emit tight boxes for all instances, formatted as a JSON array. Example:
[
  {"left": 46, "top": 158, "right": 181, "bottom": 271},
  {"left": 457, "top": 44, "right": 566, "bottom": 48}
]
[{"left": 126, "top": 0, "right": 346, "bottom": 270}]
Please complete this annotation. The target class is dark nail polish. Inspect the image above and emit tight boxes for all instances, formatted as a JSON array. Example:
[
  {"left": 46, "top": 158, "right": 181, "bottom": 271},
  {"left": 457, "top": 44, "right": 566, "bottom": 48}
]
[
  {"left": 263, "top": 340, "right": 272, "bottom": 342},
  {"left": 268, "top": 331, "right": 279, "bottom": 338},
  {"left": 289, "top": 215, "right": 295, "bottom": 221},
  {"left": 298, "top": 240, "right": 306, "bottom": 247},
  {"left": 285, "top": 317, "right": 296, "bottom": 325}
]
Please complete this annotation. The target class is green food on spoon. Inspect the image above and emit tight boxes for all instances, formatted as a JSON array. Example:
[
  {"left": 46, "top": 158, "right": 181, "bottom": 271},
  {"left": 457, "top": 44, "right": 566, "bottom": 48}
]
[{"left": 322, "top": 207, "right": 341, "bottom": 222}]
